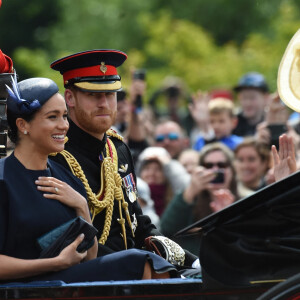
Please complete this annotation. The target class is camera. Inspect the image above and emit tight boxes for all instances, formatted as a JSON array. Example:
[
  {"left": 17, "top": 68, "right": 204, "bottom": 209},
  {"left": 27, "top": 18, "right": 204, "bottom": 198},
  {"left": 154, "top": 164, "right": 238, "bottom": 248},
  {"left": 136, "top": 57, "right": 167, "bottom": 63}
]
[
  {"left": 132, "top": 69, "right": 146, "bottom": 112},
  {"left": 133, "top": 69, "right": 146, "bottom": 81},
  {"left": 210, "top": 170, "right": 225, "bottom": 184},
  {"left": 267, "top": 124, "right": 287, "bottom": 149}
]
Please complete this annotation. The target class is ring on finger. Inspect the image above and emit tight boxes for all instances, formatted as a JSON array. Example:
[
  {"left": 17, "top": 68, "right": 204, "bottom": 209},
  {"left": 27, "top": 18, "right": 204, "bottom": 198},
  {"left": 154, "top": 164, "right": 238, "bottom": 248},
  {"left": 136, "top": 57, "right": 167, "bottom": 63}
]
[{"left": 54, "top": 187, "right": 59, "bottom": 194}]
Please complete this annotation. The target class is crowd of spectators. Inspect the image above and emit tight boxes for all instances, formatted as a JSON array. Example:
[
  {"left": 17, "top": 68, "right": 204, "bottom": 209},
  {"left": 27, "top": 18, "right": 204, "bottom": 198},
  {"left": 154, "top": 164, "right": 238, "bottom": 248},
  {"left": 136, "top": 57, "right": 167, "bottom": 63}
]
[
  {"left": 112, "top": 70, "right": 300, "bottom": 255},
  {"left": 3, "top": 67, "right": 299, "bottom": 257}
]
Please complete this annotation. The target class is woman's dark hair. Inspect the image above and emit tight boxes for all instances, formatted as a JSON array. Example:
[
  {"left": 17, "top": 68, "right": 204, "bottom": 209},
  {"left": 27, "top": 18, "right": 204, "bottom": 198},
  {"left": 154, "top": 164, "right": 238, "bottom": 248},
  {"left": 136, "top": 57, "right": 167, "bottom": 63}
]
[
  {"left": 6, "top": 77, "right": 60, "bottom": 145},
  {"left": 7, "top": 109, "right": 37, "bottom": 145}
]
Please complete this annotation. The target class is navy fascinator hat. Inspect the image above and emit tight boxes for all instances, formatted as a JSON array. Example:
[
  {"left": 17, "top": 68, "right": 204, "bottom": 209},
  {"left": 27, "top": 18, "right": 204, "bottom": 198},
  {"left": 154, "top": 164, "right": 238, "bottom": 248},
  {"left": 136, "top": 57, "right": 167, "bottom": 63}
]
[{"left": 6, "top": 75, "right": 59, "bottom": 115}]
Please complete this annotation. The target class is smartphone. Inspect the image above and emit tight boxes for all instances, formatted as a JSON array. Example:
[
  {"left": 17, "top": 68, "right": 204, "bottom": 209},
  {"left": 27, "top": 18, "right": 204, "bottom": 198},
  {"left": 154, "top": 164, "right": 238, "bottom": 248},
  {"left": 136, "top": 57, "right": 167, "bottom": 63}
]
[
  {"left": 267, "top": 124, "right": 287, "bottom": 148},
  {"left": 133, "top": 69, "right": 146, "bottom": 81},
  {"left": 211, "top": 170, "right": 225, "bottom": 184},
  {"left": 132, "top": 70, "right": 146, "bottom": 112}
]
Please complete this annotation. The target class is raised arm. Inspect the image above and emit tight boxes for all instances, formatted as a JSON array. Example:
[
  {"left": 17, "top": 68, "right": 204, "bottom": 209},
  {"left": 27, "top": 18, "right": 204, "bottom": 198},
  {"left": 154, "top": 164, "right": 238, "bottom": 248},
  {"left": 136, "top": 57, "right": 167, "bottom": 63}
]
[{"left": 272, "top": 134, "right": 297, "bottom": 181}]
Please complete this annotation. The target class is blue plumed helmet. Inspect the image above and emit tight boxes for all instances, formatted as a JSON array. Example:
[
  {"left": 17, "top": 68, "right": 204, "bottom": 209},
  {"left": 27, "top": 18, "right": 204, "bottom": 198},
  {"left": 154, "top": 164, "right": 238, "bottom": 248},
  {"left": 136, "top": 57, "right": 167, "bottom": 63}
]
[
  {"left": 6, "top": 75, "right": 59, "bottom": 115},
  {"left": 233, "top": 72, "right": 269, "bottom": 93}
]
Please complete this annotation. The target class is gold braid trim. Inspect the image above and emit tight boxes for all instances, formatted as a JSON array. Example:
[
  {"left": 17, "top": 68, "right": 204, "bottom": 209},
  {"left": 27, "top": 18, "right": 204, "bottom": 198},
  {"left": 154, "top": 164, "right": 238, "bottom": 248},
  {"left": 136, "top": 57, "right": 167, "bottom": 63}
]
[
  {"left": 106, "top": 129, "right": 124, "bottom": 141},
  {"left": 58, "top": 150, "right": 114, "bottom": 245},
  {"left": 107, "top": 138, "right": 135, "bottom": 247},
  {"left": 52, "top": 135, "right": 134, "bottom": 249}
]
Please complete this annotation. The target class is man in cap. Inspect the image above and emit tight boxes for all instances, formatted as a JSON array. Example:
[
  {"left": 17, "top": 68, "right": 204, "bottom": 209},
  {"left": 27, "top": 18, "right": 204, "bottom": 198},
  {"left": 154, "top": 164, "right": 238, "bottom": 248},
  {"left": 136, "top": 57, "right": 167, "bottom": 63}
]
[
  {"left": 50, "top": 50, "right": 199, "bottom": 270},
  {"left": 232, "top": 72, "right": 270, "bottom": 137}
]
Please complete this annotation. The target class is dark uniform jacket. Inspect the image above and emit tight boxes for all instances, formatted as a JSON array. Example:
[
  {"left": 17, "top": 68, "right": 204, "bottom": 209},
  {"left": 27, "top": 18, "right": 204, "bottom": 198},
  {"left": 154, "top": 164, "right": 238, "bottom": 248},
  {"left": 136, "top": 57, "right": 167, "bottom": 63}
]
[{"left": 50, "top": 120, "right": 161, "bottom": 256}]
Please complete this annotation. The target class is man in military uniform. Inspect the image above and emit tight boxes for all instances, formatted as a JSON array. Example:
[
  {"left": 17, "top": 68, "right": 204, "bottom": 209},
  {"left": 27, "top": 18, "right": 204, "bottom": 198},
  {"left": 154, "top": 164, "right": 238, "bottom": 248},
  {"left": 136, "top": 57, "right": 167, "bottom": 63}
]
[{"left": 49, "top": 50, "right": 199, "bottom": 269}]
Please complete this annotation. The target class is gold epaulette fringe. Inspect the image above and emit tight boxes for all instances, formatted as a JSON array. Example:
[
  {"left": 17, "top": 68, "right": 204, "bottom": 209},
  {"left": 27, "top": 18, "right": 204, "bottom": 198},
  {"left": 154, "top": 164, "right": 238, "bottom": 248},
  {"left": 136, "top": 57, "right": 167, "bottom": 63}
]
[
  {"left": 58, "top": 150, "right": 114, "bottom": 245},
  {"left": 106, "top": 129, "right": 124, "bottom": 141},
  {"left": 52, "top": 136, "right": 132, "bottom": 249}
]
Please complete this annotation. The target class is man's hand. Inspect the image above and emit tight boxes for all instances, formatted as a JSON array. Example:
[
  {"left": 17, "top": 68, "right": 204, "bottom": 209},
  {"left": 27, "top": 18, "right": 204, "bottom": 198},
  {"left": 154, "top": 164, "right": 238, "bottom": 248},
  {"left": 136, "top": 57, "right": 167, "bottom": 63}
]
[{"left": 265, "top": 92, "right": 289, "bottom": 124}]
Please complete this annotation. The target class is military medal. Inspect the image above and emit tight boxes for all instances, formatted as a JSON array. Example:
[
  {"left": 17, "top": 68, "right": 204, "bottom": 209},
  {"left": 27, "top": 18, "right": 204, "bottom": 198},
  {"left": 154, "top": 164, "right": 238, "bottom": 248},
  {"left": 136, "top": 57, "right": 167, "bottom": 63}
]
[{"left": 122, "top": 173, "right": 137, "bottom": 203}]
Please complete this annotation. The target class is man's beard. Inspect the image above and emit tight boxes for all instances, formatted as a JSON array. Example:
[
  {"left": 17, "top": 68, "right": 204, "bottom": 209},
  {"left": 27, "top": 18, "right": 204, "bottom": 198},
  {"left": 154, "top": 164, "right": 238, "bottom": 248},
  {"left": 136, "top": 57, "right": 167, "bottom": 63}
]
[{"left": 74, "top": 106, "right": 117, "bottom": 136}]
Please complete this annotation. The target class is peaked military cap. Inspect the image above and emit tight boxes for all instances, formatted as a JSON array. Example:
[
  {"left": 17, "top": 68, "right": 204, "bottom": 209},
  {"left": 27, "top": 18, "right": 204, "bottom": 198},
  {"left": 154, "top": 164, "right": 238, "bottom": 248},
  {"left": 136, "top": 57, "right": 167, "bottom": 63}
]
[
  {"left": 175, "top": 170, "right": 300, "bottom": 288},
  {"left": 50, "top": 49, "right": 127, "bottom": 92}
]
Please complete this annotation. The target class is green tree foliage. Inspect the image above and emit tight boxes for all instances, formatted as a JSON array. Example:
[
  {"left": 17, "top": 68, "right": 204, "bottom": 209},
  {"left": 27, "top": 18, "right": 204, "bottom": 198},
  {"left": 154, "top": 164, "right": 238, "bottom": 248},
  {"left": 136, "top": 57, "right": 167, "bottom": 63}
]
[
  {"left": 48, "top": 0, "right": 153, "bottom": 53},
  {"left": 2, "top": 0, "right": 300, "bottom": 101},
  {"left": 150, "top": 0, "right": 286, "bottom": 45},
  {"left": 0, "top": 0, "right": 60, "bottom": 54},
  {"left": 126, "top": 1, "right": 300, "bottom": 95}
]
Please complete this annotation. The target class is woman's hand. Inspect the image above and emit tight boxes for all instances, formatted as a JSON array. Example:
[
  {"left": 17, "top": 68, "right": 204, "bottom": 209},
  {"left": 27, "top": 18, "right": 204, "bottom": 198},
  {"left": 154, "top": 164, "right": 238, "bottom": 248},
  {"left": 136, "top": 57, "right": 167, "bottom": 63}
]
[
  {"left": 210, "top": 189, "right": 235, "bottom": 212},
  {"left": 55, "top": 234, "right": 87, "bottom": 270},
  {"left": 0, "top": 234, "right": 88, "bottom": 280},
  {"left": 35, "top": 177, "right": 98, "bottom": 260},
  {"left": 183, "top": 166, "right": 216, "bottom": 204},
  {"left": 272, "top": 134, "right": 297, "bottom": 181},
  {"left": 35, "top": 177, "right": 88, "bottom": 216}
]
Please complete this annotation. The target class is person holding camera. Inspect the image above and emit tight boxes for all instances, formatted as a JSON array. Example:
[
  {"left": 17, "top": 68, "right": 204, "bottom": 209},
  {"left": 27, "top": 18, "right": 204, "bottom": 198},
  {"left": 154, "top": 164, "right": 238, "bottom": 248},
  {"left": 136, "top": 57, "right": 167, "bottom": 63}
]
[{"left": 160, "top": 142, "right": 238, "bottom": 255}]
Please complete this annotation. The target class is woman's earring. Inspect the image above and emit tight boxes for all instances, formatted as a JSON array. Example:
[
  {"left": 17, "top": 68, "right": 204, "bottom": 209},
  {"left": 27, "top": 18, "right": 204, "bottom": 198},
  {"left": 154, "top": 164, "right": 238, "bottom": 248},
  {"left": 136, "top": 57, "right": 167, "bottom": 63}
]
[{"left": 24, "top": 130, "right": 27, "bottom": 135}]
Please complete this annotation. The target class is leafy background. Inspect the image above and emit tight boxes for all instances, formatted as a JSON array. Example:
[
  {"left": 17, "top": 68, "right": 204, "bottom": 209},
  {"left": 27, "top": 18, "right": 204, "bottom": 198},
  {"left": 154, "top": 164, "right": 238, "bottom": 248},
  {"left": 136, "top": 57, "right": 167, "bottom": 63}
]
[{"left": 1, "top": 0, "right": 300, "bottom": 102}]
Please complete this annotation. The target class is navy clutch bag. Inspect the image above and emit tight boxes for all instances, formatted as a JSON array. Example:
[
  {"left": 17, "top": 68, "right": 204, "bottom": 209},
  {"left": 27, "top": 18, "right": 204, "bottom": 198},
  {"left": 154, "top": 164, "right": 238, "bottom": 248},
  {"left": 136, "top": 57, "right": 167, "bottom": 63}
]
[{"left": 37, "top": 216, "right": 98, "bottom": 258}]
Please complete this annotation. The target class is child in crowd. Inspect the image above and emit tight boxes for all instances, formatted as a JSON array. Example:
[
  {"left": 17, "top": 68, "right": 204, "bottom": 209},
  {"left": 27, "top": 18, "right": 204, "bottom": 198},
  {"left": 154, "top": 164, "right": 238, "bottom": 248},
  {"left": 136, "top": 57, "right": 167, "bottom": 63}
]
[{"left": 193, "top": 98, "right": 243, "bottom": 151}]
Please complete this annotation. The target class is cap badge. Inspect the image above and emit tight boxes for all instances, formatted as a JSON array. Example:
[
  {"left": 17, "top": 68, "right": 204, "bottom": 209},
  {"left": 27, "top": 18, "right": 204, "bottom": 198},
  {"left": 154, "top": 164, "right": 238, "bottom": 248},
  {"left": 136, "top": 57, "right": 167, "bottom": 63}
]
[{"left": 100, "top": 62, "right": 107, "bottom": 74}]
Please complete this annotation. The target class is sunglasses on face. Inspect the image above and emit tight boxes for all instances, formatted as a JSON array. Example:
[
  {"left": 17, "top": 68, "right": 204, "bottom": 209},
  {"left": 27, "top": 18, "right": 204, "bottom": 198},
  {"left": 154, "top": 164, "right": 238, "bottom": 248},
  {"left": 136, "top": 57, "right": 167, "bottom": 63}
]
[
  {"left": 155, "top": 132, "right": 180, "bottom": 142},
  {"left": 202, "top": 162, "right": 230, "bottom": 169}
]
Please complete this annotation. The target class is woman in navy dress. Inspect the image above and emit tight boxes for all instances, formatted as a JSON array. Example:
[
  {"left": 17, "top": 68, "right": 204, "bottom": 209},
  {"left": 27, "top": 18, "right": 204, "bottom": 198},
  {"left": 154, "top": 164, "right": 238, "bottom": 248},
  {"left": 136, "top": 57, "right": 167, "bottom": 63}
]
[{"left": 0, "top": 76, "right": 176, "bottom": 283}]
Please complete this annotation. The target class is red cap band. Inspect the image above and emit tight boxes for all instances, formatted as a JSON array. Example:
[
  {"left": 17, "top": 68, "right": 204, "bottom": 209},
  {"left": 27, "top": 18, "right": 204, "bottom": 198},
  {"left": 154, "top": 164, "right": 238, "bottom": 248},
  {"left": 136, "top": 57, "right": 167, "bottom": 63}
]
[{"left": 63, "top": 64, "right": 117, "bottom": 83}]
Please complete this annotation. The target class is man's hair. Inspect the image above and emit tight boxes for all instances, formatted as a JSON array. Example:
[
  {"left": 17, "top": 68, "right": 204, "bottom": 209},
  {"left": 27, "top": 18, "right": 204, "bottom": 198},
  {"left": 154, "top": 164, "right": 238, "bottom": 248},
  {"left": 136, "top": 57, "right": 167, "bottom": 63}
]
[
  {"left": 155, "top": 119, "right": 187, "bottom": 137},
  {"left": 208, "top": 97, "right": 235, "bottom": 118}
]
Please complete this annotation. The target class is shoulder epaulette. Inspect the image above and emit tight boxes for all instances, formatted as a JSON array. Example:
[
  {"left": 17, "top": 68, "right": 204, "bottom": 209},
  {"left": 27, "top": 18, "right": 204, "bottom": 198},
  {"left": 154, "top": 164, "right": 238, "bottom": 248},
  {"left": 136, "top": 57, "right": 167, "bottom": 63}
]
[{"left": 106, "top": 128, "right": 123, "bottom": 141}]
